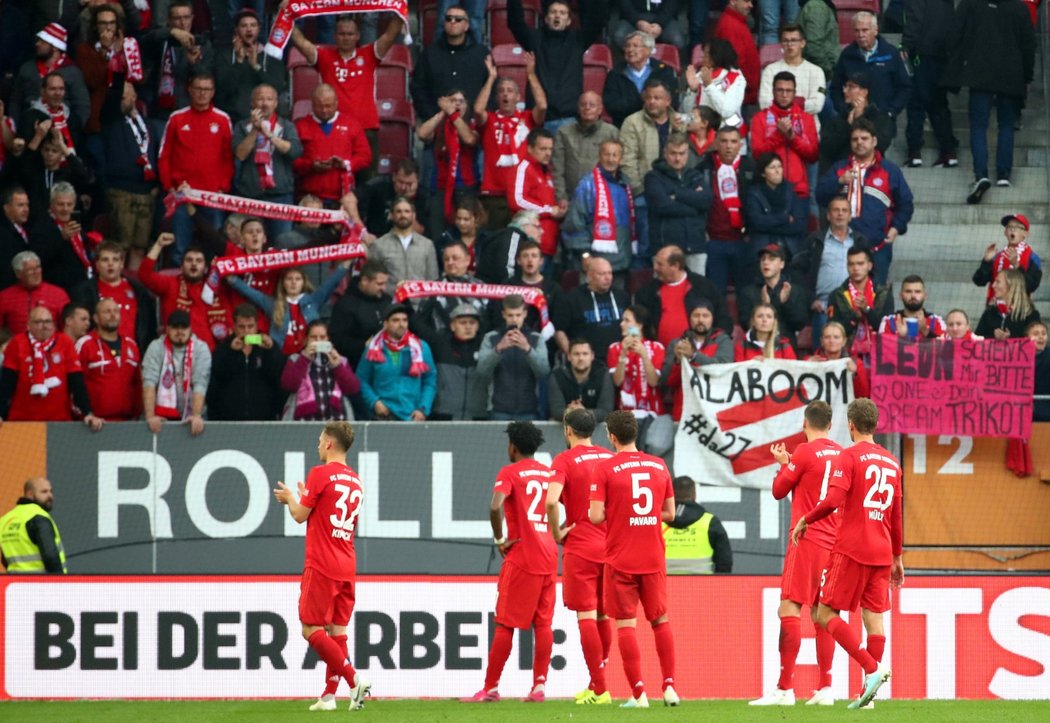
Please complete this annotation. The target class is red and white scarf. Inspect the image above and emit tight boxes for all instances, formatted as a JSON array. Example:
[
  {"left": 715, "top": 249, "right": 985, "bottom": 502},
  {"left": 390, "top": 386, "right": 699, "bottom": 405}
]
[
  {"left": 689, "top": 127, "right": 716, "bottom": 157},
  {"left": 491, "top": 111, "right": 530, "bottom": 169},
  {"left": 36, "top": 101, "right": 74, "bottom": 150},
  {"left": 845, "top": 277, "right": 876, "bottom": 355},
  {"left": 987, "top": 243, "right": 1034, "bottom": 302},
  {"left": 177, "top": 275, "right": 230, "bottom": 341},
  {"left": 36, "top": 53, "right": 72, "bottom": 81},
  {"left": 252, "top": 116, "right": 281, "bottom": 191},
  {"left": 617, "top": 339, "right": 663, "bottom": 415},
  {"left": 439, "top": 111, "right": 477, "bottom": 221},
  {"left": 266, "top": 0, "right": 410, "bottom": 58},
  {"left": 156, "top": 336, "right": 193, "bottom": 419},
  {"left": 591, "top": 166, "right": 635, "bottom": 254},
  {"left": 125, "top": 112, "right": 155, "bottom": 181},
  {"left": 364, "top": 330, "right": 429, "bottom": 376},
  {"left": 395, "top": 280, "right": 554, "bottom": 339},
  {"left": 845, "top": 154, "right": 875, "bottom": 220},
  {"left": 995, "top": 298, "right": 1011, "bottom": 322},
  {"left": 695, "top": 67, "right": 743, "bottom": 125},
  {"left": 714, "top": 154, "right": 743, "bottom": 230},
  {"left": 99, "top": 37, "right": 144, "bottom": 85},
  {"left": 28, "top": 334, "right": 61, "bottom": 396},
  {"left": 52, "top": 214, "right": 94, "bottom": 277},
  {"left": 157, "top": 41, "right": 177, "bottom": 110}
]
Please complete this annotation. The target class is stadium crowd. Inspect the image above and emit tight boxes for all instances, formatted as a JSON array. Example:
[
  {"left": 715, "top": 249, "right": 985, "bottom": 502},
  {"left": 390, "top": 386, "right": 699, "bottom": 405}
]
[{"left": 0, "top": 0, "right": 1046, "bottom": 439}]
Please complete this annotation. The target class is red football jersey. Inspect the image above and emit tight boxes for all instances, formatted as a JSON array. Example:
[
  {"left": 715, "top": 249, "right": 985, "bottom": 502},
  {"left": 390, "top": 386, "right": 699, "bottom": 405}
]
[
  {"left": 479, "top": 110, "right": 534, "bottom": 195},
  {"left": 494, "top": 458, "right": 558, "bottom": 575},
  {"left": 772, "top": 437, "right": 843, "bottom": 551},
  {"left": 300, "top": 460, "right": 363, "bottom": 581},
  {"left": 590, "top": 450, "right": 674, "bottom": 574},
  {"left": 829, "top": 441, "right": 903, "bottom": 566},
  {"left": 315, "top": 44, "right": 381, "bottom": 130},
  {"left": 551, "top": 444, "right": 614, "bottom": 563},
  {"left": 3, "top": 332, "right": 81, "bottom": 421},
  {"left": 96, "top": 278, "right": 139, "bottom": 343}
]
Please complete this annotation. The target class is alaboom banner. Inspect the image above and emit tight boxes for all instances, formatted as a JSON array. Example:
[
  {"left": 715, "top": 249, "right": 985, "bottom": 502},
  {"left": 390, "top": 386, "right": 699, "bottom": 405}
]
[
  {"left": 672, "top": 358, "right": 854, "bottom": 488},
  {"left": 3, "top": 576, "right": 1048, "bottom": 700},
  {"left": 871, "top": 336, "right": 1035, "bottom": 438}
]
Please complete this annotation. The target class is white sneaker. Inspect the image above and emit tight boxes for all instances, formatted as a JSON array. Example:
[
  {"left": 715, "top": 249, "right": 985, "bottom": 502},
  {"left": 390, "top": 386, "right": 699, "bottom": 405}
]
[
  {"left": 663, "top": 686, "right": 681, "bottom": 707},
  {"left": 621, "top": 692, "right": 649, "bottom": 708},
  {"left": 748, "top": 688, "right": 796, "bottom": 706},
  {"left": 805, "top": 687, "right": 835, "bottom": 706},
  {"left": 309, "top": 694, "right": 337, "bottom": 711},
  {"left": 861, "top": 700, "right": 875, "bottom": 709},
  {"left": 349, "top": 674, "right": 371, "bottom": 711}
]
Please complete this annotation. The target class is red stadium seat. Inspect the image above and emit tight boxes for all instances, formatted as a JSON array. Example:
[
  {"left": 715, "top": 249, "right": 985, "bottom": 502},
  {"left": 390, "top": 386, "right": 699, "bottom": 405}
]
[
  {"left": 725, "top": 289, "right": 739, "bottom": 326},
  {"left": 835, "top": 10, "right": 854, "bottom": 47},
  {"left": 292, "top": 99, "right": 312, "bottom": 121},
  {"left": 583, "top": 44, "right": 612, "bottom": 97},
  {"left": 287, "top": 47, "right": 309, "bottom": 70},
  {"left": 491, "top": 44, "right": 530, "bottom": 97},
  {"left": 375, "top": 44, "right": 413, "bottom": 101},
  {"left": 652, "top": 43, "right": 681, "bottom": 73},
  {"left": 292, "top": 66, "right": 321, "bottom": 105},
  {"left": 759, "top": 43, "right": 783, "bottom": 68},
  {"left": 627, "top": 268, "right": 653, "bottom": 296},
  {"left": 560, "top": 269, "right": 581, "bottom": 292},
  {"left": 833, "top": 0, "right": 880, "bottom": 12},
  {"left": 689, "top": 44, "right": 705, "bottom": 69},
  {"left": 488, "top": 0, "right": 539, "bottom": 47},
  {"left": 377, "top": 98, "right": 414, "bottom": 176},
  {"left": 420, "top": 0, "right": 439, "bottom": 47}
]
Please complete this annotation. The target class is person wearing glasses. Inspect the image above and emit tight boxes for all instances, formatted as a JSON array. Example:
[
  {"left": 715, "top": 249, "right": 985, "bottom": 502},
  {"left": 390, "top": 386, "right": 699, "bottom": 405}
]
[
  {"left": 758, "top": 24, "right": 826, "bottom": 124},
  {"left": 141, "top": 0, "right": 215, "bottom": 121}
]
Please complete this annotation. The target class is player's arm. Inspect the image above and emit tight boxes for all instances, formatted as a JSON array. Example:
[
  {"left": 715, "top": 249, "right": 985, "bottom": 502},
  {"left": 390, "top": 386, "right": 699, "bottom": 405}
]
[
  {"left": 490, "top": 490, "right": 516, "bottom": 556},
  {"left": 544, "top": 480, "right": 573, "bottom": 544},
  {"left": 588, "top": 500, "right": 606, "bottom": 525},
  {"left": 890, "top": 477, "right": 905, "bottom": 588},
  {"left": 770, "top": 443, "right": 802, "bottom": 500},
  {"left": 274, "top": 480, "right": 312, "bottom": 523},
  {"left": 660, "top": 495, "right": 675, "bottom": 523},
  {"left": 289, "top": 25, "right": 318, "bottom": 66}
]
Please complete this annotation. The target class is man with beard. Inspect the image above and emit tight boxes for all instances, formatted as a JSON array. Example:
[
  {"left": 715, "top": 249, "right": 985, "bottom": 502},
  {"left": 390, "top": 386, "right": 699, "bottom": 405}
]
[
  {"left": 330, "top": 260, "right": 392, "bottom": 368},
  {"left": 141, "top": 0, "right": 214, "bottom": 120},
  {"left": 141, "top": 309, "right": 211, "bottom": 436},
  {"left": 215, "top": 9, "right": 288, "bottom": 124},
  {"left": 367, "top": 197, "right": 439, "bottom": 295},
  {"left": 553, "top": 92, "right": 619, "bottom": 206},
  {"left": 18, "top": 72, "right": 83, "bottom": 155},
  {"left": 430, "top": 303, "right": 488, "bottom": 421},
  {"left": 9, "top": 23, "right": 90, "bottom": 126},
  {"left": 877, "top": 274, "right": 946, "bottom": 339},
  {"left": 660, "top": 299, "right": 733, "bottom": 422},
  {"left": 356, "top": 304, "right": 436, "bottom": 422},
  {"left": 75, "top": 297, "right": 142, "bottom": 421},
  {"left": 0, "top": 477, "right": 68, "bottom": 574},
  {"left": 547, "top": 339, "right": 613, "bottom": 422},
  {"left": 357, "top": 160, "right": 431, "bottom": 238}
]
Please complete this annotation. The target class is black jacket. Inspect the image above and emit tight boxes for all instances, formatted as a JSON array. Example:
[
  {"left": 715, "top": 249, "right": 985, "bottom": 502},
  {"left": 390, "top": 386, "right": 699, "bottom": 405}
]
[
  {"left": 430, "top": 332, "right": 488, "bottom": 421},
  {"left": 789, "top": 229, "right": 870, "bottom": 297},
  {"left": 476, "top": 225, "right": 531, "bottom": 284},
  {"left": 942, "top": 0, "right": 1035, "bottom": 97},
  {"left": 737, "top": 275, "right": 813, "bottom": 337},
  {"left": 0, "top": 217, "right": 32, "bottom": 290},
  {"left": 975, "top": 305, "right": 1041, "bottom": 340},
  {"left": 0, "top": 498, "right": 64, "bottom": 573},
  {"left": 664, "top": 500, "right": 733, "bottom": 573},
  {"left": 744, "top": 182, "right": 808, "bottom": 252},
  {"left": 99, "top": 72, "right": 161, "bottom": 195},
  {"left": 644, "top": 159, "right": 713, "bottom": 254},
  {"left": 356, "top": 176, "right": 432, "bottom": 238},
  {"left": 410, "top": 33, "right": 491, "bottom": 121},
  {"left": 206, "top": 339, "right": 286, "bottom": 420},
  {"left": 70, "top": 275, "right": 158, "bottom": 353},
  {"left": 634, "top": 271, "right": 734, "bottom": 336},
  {"left": 902, "top": 0, "right": 957, "bottom": 59},
  {"left": 819, "top": 104, "right": 894, "bottom": 171},
  {"left": 552, "top": 285, "right": 632, "bottom": 359},
  {"left": 547, "top": 365, "right": 615, "bottom": 422},
  {"left": 973, "top": 257, "right": 1043, "bottom": 297},
  {"left": 603, "top": 59, "right": 679, "bottom": 127},
  {"left": 620, "top": 0, "right": 681, "bottom": 28},
  {"left": 329, "top": 282, "right": 393, "bottom": 368},
  {"left": 28, "top": 219, "right": 90, "bottom": 292},
  {"left": 10, "top": 149, "right": 94, "bottom": 226}
]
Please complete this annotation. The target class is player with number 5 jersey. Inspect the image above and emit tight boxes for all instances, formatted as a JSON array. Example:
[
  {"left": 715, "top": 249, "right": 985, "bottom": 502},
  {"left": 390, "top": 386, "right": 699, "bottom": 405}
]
[
  {"left": 274, "top": 422, "right": 369, "bottom": 712},
  {"left": 793, "top": 398, "right": 904, "bottom": 710}
]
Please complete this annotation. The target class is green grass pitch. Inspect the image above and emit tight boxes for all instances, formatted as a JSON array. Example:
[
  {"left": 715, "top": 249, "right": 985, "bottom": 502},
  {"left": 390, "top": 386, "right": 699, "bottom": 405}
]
[{"left": 3, "top": 700, "right": 1049, "bottom": 722}]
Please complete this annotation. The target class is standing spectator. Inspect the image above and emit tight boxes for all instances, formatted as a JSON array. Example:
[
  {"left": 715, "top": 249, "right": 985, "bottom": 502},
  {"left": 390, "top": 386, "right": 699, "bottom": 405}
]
[
  {"left": 357, "top": 159, "right": 431, "bottom": 238},
  {"left": 280, "top": 320, "right": 361, "bottom": 421},
  {"left": 603, "top": 32, "right": 679, "bottom": 128},
  {"left": 665, "top": 475, "right": 734, "bottom": 574},
  {"left": 700, "top": 125, "right": 757, "bottom": 296},
  {"left": 409, "top": 5, "right": 490, "bottom": 122},
  {"left": 608, "top": 305, "right": 672, "bottom": 455},
  {"left": 0, "top": 189, "right": 32, "bottom": 290},
  {"left": 138, "top": 232, "right": 232, "bottom": 349},
  {"left": 20, "top": 72, "right": 83, "bottom": 154},
  {"left": 366, "top": 197, "right": 439, "bottom": 294},
  {"left": 413, "top": 242, "right": 486, "bottom": 336},
  {"left": 207, "top": 304, "right": 285, "bottom": 421},
  {"left": 70, "top": 240, "right": 157, "bottom": 352},
  {"left": 973, "top": 213, "right": 1042, "bottom": 302},
  {"left": 757, "top": 0, "right": 800, "bottom": 46},
  {"left": 215, "top": 9, "right": 288, "bottom": 124},
  {"left": 826, "top": 245, "right": 892, "bottom": 354},
  {"left": 1028, "top": 320, "right": 1049, "bottom": 421},
  {"left": 815, "top": 119, "right": 913, "bottom": 286},
  {"left": 486, "top": 237, "right": 564, "bottom": 337},
  {"left": 0, "top": 305, "right": 100, "bottom": 425},
  {"left": 0, "top": 251, "right": 70, "bottom": 335},
  {"left": 553, "top": 257, "right": 629, "bottom": 358},
  {"left": 74, "top": 297, "right": 142, "bottom": 420},
  {"left": 749, "top": 72, "right": 819, "bottom": 204},
  {"left": 61, "top": 302, "right": 91, "bottom": 344},
  {"left": 552, "top": 93, "right": 620, "bottom": 206},
  {"left": 438, "top": 197, "right": 488, "bottom": 273},
  {"left": 435, "top": 1, "right": 487, "bottom": 44},
  {"left": 157, "top": 73, "right": 234, "bottom": 265},
  {"left": 818, "top": 73, "right": 893, "bottom": 171},
  {"left": 10, "top": 23, "right": 90, "bottom": 126},
  {"left": 99, "top": 79, "right": 160, "bottom": 269},
  {"left": 0, "top": 477, "right": 66, "bottom": 574},
  {"left": 287, "top": 11, "right": 404, "bottom": 171},
  {"left": 430, "top": 303, "right": 487, "bottom": 421},
  {"left": 329, "top": 260, "right": 392, "bottom": 368},
  {"left": 478, "top": 294, "right": 551, "bottom": 421},
  {"left": 233, "top": 84, "right": 303, "bottom": 240},
  {"left": 738, "top": 243, "right": 811, "bottom": 342},
  {"left": 562, "top": 139, "right": 636, "bottom": 275},
  {"left": 796, "top": 0, "right": 839, "bottom": 81},
  {"left": 417, "top": 91, "right": 480, "bottom": 228},
  {"left": 877, "top": 275, "right": 947, "bottom": 339},
  {"left": 548, "top": 338, "right": 613, "bottom": 422},
  {"left": 645, "top": 132, "right": 713, "bottom": 266},
  {"left": 30, "top": 182, "right": 92, "bottom": 292},
  {"left": 474, "top": 54, "right": 547, "bottom": 231},
  {"left": 745, "top": 154, "right": 808, "bottom": 257},
  {"left": 141, "top": 0, "right": 214, "bottom": 119},
  {"left": 74, "top": 4, "right": 133, "bottom": 171},
  {"left": 293, "top": 84, "right": 371, "bottom": 205},
  {"left": 976, "top": 268, "right": 1041, "bottom": 340},
  {"left": 508, "top": 129, "right": 563, "bottom": 264},
  {"left": 829, "top": 12, "right": 911, "bottom": 141},
  {"left": 735, "top": 303, "right": 798, "bottom": 360},
  {"left": 356, "top": 304, "right": 437, "bottom": 421},
  {"left": 901, "top": 0, "right": 958, "bottom": 168},
  {"left": 614, "top": 0, "right": 687, "bottom": 49},
  {"left": 476, "top": 211, "right": 543, "bottom": 284},
  {"left": 942, "top": 309, "right": 982, "bottom": 341},
  {"left": 808, "top": 321, "right": 869, "bottom": 399},
  {"left": 713, "top": 0, "right": 760, "bottom": 106},
  {"left": 507, "top": 0, "right": 608, "bottom": 128},
  {"left": 661, "top": 299, "right": 733, "bottom": 421},
  {"left": 12, "top": 127, "right": 93, "bottom": 225},
  {"left": 758, "top": 25, "right": 826, "bottom": 121},
  {"left": 944, "top": 0, "right": 1034, "bottom": 203},
  {"left": 141, "top": 309, "right": 210, "bottom": 436},
  {"left": 636, "top": 244, "right": 732, "bottom": 347},
  {"left": 683, "top": 40, "right": 747, "bottom": 130}
]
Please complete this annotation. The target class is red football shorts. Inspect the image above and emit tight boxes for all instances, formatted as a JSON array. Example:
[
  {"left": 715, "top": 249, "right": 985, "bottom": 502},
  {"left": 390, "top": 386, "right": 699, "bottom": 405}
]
[
  {"left": 562, "top": 553, "right": 605, "bottom": 613},
  {"left": 495, "top": 561, "right": 556, "bottom": 629},
  {"left": 781, "top": 537, "right": 832, "bottom": 607},
  {"left": 819, "top": 551, "right": 891, "bottom": 614},
  {"left": 604, "top": 565, "right": 668, "bottom": 622},
  {"left": 299, "top": 567, "right": 356, "bottom": 627}
]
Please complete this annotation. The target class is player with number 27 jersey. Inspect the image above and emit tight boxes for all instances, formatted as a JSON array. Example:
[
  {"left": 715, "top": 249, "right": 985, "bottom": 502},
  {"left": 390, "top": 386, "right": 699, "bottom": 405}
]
[
  {"left": 301, "top": 461, "right": 363, "bottom": 582},
  {"left": 495, "top": 459, "right": 558, "bottom": 576}
]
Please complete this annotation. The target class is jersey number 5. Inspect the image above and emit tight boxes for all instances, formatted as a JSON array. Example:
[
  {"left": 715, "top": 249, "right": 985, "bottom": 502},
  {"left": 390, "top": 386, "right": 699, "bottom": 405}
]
[
  {"left": 632, "top": 473, "right": 654, "bottom": 515},
  {"left": 330, "top": 484, "right": 363, "bottom": 532},
  {"left": 862, "top": 465, "right": 896, "bottom": 512}
]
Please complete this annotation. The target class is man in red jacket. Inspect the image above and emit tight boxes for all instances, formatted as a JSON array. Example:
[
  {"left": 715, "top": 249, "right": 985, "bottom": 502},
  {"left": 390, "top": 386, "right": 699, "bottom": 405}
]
[
  {"left": 293, "top": 84, "right": 372, "bottom": 204},
  {"left": 0, "top": 251, "right": 70, "bottom": 335},
  {"left": 157, "top": 73, "right": 234, "bottom": 265},
  {"left": 75, "top": 297, "right": 142, "bottom": 420},
  {"left": 713, "top": 0, "right": 759, "bottom": 106},
  {"left": 508, "top": 128, "right": 565, "bottom": 263},
  {"left": 750, "top": 71, "right": 819, "bottom": 199}
]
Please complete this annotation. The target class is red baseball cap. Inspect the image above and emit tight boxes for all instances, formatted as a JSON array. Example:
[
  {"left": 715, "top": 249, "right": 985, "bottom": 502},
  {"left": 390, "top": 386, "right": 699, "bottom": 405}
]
[{"left": 1001, "top": 213, "right": 1030, "bottom": 231}]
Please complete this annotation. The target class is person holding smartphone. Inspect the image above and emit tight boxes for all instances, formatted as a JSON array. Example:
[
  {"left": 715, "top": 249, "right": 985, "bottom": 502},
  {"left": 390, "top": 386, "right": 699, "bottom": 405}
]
[
  {"left": 281, "top": 320, "right": 362, "bottom": 421},
  {"left": 207, "top": 303, "right": 286, "bottom": 421}
]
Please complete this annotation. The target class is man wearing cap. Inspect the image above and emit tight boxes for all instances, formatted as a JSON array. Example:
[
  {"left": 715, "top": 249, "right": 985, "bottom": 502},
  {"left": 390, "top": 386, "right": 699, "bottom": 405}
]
[
  {"left": 430, "top": 303, "right": 488, "bottom": 421},
  {"left": 141, "top": 308, "right": 212, "bottom": 436},
  {"left": 973, "top": 214, "right": 1043, "bottom": 302},
  {"left": 661, "top": 298, "right": 733, "bottom": 422},
  {"left": 877, "top": 274, "right": 946, "bottom": 339},
  {"left": 356, "top": 304, "right": 436, "bottom": 422},
  {"left": 819, "top": 72, "right": 894, "bottom": 171},
  {"left": 9, "top": 23, "right": 90, "bottom": 126},
  {"left": 0, "top": 477, "right": 67, "bottom": 574},
  {"left": 738, "top": 244, "right": 812, "bottom": 345},
  {"left": 478, "top": 294, "right": 550, "bottom": 421},
  {"left": 215, "top": 9, "right": 288, "bottom": 124}
]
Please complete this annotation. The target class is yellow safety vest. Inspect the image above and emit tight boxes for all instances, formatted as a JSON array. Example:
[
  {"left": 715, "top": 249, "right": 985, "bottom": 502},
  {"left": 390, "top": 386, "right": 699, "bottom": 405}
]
[
  {"left": 663, "top": 512, "right": 714, "bottom": 574},
  {"left": 0, "top": 503, "right": 67, "bottom": 574}
]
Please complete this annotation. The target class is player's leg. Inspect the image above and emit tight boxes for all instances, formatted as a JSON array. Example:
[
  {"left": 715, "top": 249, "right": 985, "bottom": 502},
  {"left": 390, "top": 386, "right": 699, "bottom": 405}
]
[
  {"left": 750, "top": 598, "right": 801, "bottom": 705},
  {"left": 299, "top": 569, "right": 360, "bottom": 708},
  {"left": 595, "top": 558, "right": 612, "bottom": 665},
  {"left": 526, "top": 574, "right": 557, "bottom": 702},
  {"left": 332, "top": 583, "right": 370, "bottom": 711},
  {"left": 640, "top": 570, "right": 678, "bottom": 706},
  {"left": 816, "top": 555, "right": 878, "bottom": 674},
  {"left": 564, "top": 554, "right": 608, "bottom": 703},
  {"left": 309, "top": 624, "right": 343, "bottom": 711},
  {"left": 606, "top": 566, "right": 648, "bottom": 708},
  {"left": 846, "top": 566, "right": 894, "bottom": 709},
  {"left": 808, "top": 605, "right": 837, "bottom": 705}
]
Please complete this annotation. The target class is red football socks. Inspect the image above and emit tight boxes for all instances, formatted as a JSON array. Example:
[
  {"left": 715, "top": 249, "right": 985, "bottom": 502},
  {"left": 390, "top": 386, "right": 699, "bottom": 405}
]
[
  {"left": 776, "top": 616, "right": 802, "bottom": 691},
  {"left": 597, "top": 617, "right": 613, "bottom": 662},
  {"left": 307, "top": 629, "right": 356, "bottom": 684},
  {"left": 815, "top": 624, "right": 836, "bottom": 689},
  {"left": 533, "top": 625, "right": 553, "bottom": 688},
  {"left": 617, "top": 626, "right": 645, "bottom": 697},
  {"left": 322, "top": 633, "right": 349, "bottom": 696},
  {"left": 867, "top": 634, "right": 886, "bottom": 664},
  {"left": 484, "top": 624, "right": 514, "bottom": 691},
  {"left": 826, "top": 617, "right": 877, "bottom": 675},
  {"left": 652, "top": 621, "right": 676, "bottom": 691},
  {"left": 578, "top": 618, "right": 607, "bottom": 694}
]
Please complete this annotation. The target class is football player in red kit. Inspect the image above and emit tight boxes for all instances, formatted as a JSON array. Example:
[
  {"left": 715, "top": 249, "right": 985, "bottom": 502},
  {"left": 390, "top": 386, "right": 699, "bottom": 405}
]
[
  {"left": 589, "top": 410, "right": 680, "bottom": 708},
  {"left": 751, "top": 400, "right": 842, "bottom": 707},
  {"left": 793, "top": 398, "right": 904, "bottom": 710},
  {"left": 274, "top": 421, "right": 369, "bottom": 711},
  {"left": 464, "top": 421, "right": 559, "bottom": 703},
  {"left": 546, "top": 408, "right": 615, "bottom": 705}
]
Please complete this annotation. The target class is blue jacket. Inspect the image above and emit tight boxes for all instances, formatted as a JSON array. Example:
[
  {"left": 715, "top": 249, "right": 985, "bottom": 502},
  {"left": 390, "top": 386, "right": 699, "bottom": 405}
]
[
  {"left": 816, "top": 153, "right": 914, "bottom": 245},
  {"left": 644, "top": 158, "right": 713, "bottom": 254},
  {"left": 356, "top": 339, "right": 438, "bottom": 420},
  {"left": 562, "top": 167, "right": 636, "bottom": 272},
  {"left": 227, "top": 265, "right": 349, "bottom": 351},
  {"left": 830, "top": 37, "right": 912, "bottom": 116},
  {"left": 745, "top": 182, "right": 808, "bottom": 250}
]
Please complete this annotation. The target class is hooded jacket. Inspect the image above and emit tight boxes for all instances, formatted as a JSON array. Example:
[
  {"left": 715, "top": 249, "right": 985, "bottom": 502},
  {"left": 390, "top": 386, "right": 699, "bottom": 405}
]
[{"left": 664, "top": 500, "right": 733, "bottom": 573}]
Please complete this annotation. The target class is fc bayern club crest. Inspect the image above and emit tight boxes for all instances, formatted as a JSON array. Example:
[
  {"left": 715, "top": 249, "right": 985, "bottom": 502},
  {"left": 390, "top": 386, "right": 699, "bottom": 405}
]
[
  {"left": 596, "top": 221, "right": 613, "bottom": 237},
  {"left": 272, "top": 28, "right": 286, "bottom": 43},
  {"left": 161, "top": 370, "right": 175, "bottom": 387},
  {"left": 874, "top": 178, "right": 884, "bottom": 187},
  {"left": 52, "top": 353, "right": 62, "bottom": 363},
  {"left": 209, "top": 122, "right": 219, "bottom": 134}
]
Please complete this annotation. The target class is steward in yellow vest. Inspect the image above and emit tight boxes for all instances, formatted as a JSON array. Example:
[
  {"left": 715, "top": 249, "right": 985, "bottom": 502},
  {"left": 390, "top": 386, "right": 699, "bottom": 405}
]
[
  {"left": 663, "top": 475, "right": 732, "bottom": 574},
  {"left": 0, "top": 478, "right": 67, "bottom": 574}
]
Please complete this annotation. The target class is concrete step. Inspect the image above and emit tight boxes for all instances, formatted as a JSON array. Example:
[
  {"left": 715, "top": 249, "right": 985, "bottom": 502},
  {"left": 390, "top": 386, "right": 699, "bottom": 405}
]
[
  {"left": 909, "top": 201, "right": 1050, "bottom": 225},
  {"left": 897, "top": 224, "right": 1049, "bottom": 260},
  {"left": 902, "top": 167, "right": 1048, "bottom": 204}
]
